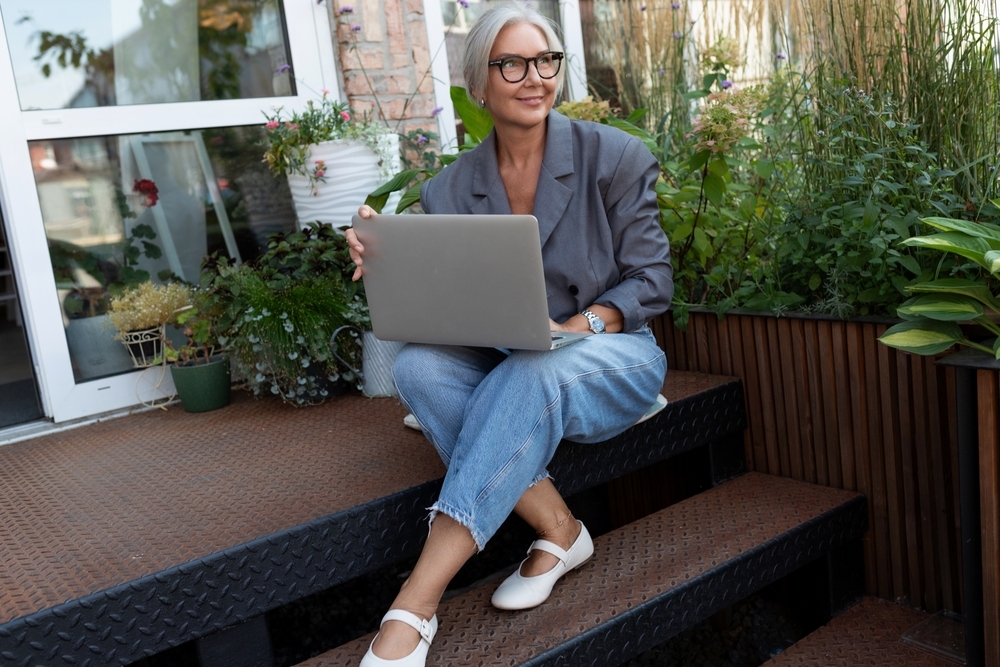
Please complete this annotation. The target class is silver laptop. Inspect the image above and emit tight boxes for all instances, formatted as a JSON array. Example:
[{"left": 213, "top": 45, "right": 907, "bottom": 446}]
[{"left": 351, "top": 213, "right": 591, "bottom": 350}]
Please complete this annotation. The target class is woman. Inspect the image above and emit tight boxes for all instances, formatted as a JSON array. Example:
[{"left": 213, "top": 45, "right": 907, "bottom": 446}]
[{"left": 345, "top": 4, "right": 673, "bottom": 665}]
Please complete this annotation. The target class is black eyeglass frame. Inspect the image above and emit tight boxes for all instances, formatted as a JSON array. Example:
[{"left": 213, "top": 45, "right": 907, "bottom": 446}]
[{"left": 488, "top": 51, "right": 565, "bottom": 83}]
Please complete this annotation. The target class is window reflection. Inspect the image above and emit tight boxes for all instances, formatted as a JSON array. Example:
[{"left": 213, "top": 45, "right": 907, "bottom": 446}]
[
  {"left": 2, "top": 0, "right": 294, "bottom": 110},
  {"left": 31, "top": 125, "right": 297, "bottom": 381}
]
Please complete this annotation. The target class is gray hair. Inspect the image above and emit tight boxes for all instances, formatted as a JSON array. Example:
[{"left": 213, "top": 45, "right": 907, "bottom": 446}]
[{"left": 462, "top": 3, "right": 565, "bottom": 104}]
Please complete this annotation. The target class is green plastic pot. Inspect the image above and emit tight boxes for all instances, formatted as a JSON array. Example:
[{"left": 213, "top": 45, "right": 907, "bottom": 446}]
[{"left": 169, "top": 355, "right": 231, "bottom": 413}]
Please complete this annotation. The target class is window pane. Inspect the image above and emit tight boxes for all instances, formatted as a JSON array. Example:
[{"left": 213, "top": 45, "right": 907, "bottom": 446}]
[
  {"left": 442, "top": 0, "right": 561, "bottom": 91},
  {"left": 32, "top": 125, "right": 297, "bottom": 382},
  {"left": 2, "top": 0, "right": 294, "bottom": 110}
]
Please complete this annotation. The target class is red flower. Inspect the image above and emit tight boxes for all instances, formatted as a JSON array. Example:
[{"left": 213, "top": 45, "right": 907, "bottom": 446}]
[{"left": 133, "top": 179, "right": 159, "bottom": 207}]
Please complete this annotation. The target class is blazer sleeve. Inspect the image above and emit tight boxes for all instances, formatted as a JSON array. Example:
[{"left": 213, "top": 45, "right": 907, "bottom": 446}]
[{"left": 593, "top": 137, "right": 674, "bottom": 333}]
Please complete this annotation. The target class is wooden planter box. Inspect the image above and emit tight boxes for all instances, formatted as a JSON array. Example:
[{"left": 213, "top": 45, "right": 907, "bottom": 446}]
[{"left": 650, "top": 308, "right": 966, "bottom": 617}]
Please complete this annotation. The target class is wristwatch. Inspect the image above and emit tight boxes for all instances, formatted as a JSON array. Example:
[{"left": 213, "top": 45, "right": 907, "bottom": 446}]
[{"left": 581, "top": 309, "right": 606, "bottom": 334}]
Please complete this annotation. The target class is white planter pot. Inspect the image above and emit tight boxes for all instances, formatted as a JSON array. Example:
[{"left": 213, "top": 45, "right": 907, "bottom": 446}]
[{"left": 286, "top": 135, "right": 400, "bottom": 230}]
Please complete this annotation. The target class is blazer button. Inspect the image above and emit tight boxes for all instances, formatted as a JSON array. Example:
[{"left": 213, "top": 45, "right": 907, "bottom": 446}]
[{"left": 568, "top": 285, "right": 579, "bottom": 295}]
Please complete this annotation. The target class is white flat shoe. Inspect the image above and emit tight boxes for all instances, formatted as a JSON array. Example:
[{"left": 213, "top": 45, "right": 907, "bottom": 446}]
[
  {"left": 490, "top": 520, "right": 594, "bottom": 610},
  {"left": 635, "top": 393, "right": 668, "bottom": 425},
  {"left": 402, "top": 413, "right": 422, "bottom": 431},
  {"left": 359, "top": 610, "right": 437, "bottom": 667}
]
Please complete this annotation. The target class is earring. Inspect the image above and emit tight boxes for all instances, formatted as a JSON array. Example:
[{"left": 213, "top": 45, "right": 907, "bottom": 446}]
[{"left": 479, "top": 98, "right": 486, "bottom": 109}]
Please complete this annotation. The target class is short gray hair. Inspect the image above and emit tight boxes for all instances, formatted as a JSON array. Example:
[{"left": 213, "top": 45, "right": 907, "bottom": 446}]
[{"left": 462, "top": 3, "right": 565, "bottom": 104}]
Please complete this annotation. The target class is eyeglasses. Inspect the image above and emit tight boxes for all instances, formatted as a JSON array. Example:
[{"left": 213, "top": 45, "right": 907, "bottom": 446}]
[{"left": 488, "top": 51, "right": 564, "bottom": 83}]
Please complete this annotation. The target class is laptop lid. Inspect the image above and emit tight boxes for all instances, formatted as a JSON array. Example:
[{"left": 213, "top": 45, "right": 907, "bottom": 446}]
[{"left": 351, "top": 213, "right": 558, "bottom": 350}]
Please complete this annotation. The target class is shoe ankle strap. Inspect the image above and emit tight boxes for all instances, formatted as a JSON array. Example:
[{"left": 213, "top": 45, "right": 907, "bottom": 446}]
[
  {"left": 528, "top": 538, "right": 569, "bottom": 564},
  {"left": 381, "top": 609, "right": 436, "bottom": 644}
]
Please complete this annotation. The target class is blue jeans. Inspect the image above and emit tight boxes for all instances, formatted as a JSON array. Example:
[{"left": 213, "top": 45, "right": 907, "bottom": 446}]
[{"left": 392, "top": 326, "right": 667, "bottom": 550}]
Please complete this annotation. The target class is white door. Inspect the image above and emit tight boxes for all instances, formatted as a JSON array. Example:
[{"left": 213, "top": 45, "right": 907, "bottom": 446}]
[{"left": 0, "top": 0, "right": 340, "bottom": 422}]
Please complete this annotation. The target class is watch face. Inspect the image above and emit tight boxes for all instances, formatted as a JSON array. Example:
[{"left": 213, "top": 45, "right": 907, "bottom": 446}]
[{"left": 585, "top": 310, "right": 605, "bottom": 334}]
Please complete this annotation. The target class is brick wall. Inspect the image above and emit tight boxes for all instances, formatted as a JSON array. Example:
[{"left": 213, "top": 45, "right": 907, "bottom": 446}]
[{"left": 329, "top": 0, "right": 439, "bottom": 160}]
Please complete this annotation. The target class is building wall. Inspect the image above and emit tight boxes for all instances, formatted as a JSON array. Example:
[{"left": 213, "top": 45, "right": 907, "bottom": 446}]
[{"left": 330, "top": 0, "right": 439, "bottom": 152}]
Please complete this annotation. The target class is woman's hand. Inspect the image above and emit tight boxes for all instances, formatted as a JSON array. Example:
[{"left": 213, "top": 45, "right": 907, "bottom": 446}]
[{"left": 345, "top": 205, "right": 375, "bottom": 281}]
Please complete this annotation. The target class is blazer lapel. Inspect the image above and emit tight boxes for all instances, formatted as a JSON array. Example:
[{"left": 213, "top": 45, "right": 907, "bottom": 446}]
[
  {"left": 533, "top": 110, "right": 574, "bottom": 248},
  {"left": 470, "top": 130, "right": 511, "bottom": 215}
]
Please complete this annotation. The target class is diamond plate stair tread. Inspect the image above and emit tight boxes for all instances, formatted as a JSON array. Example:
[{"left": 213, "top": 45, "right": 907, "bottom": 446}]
[
  {"left": 298, "top": 473, "right": 863, "bottom": 667},
  {"left": 762, "top": 597, "right": 955, "bottom": 666},
  {"left": 0, "top": 370, "right": 731, "bottom": 628}
]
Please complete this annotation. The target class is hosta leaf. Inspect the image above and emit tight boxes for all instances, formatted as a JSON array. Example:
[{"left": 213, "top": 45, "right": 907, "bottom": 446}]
[
  {"left": 908, "top": 278, "right": 1000, "bottom": 314},
  {"left": 902, "top": 232, "right": 999, "bottom": 269},
  {"left": 878, "top": 319, "right": 963, "bottom": 356},
  {"left": 451, "top": 86, "right": 493, "bottom": 144},
  {"left": 985, "top": 250, "right": 1000, "bottom": 275},
  {"left": 896, "top": 294, "right": 984, "bottom": 321},
  {"left": 920, "top": 216, "right": 1000, "bottom": 243}
]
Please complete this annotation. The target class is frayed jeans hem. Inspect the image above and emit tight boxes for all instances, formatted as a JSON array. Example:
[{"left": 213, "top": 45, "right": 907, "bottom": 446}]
[{"left": 427, "top": 501, "right": 486, "bottom": 552}]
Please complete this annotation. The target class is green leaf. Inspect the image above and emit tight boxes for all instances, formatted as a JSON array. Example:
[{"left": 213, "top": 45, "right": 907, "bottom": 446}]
[
  {"left": 685, "top": 150, "right": 710, "bottom": 171},
  {"left": 753, "top": 159, "right": 774, "bottom": 179},
  {"left": 671, "top": 223, "right": 693, "bottom": 243},
  {"left": 985, "top": 250, "right": 1000, "bottom": 275},
  {"left": 693, "top": 228, "right": 712, "bottom": 257},
  {"left": 365, "top": 168, "right": 424, "bottom": 213},
  {"left": 395, "top": 181, "right": 425, "bottom": 213},
  {"left": 672, "top": 303, "right": 689, "bottom": 331},
  {"left": 909, "top": 278, "right": 1000, "bottom": 313},
  {"left": 897, "top": 294, "right": 984, "bottom": 321},
  {"left": 878, "top": 319, "right": 963, "bottom": 356},
  {"left": 450, "top": 86, "right": 493, "bottom": 145},
  {"left": 682, "top": 90, "right": 709, "bottom": 101},
  {"left": 902, "top": 232, "right": 1000, "bottom": 269},
  {"left": 703, "top": 172, "right": 726, "bottom": 206},
  {"left": 808, "top": 274, "right": 821, "bottom": 291},
  {"left": 707, "top": 158, "right": 730, "bottom": 179},
  {"left": 898, "top": 255, "right": 922, "bottom": 275},
  {"left": 625, "top": 109, "right": 648, "bottom": 124},
  {"left": 993, "top": 337, "right": 1000, "bottom": 360},
  {"left": 920, "top": 216, "right": 1000, "bottom": 243}
]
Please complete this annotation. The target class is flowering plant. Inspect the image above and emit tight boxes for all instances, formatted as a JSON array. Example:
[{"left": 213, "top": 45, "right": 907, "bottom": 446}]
[
  {"left": 107, "top": 281, "right": 190, "bottom": 337},
  {"left": 262, "top": 92, "right": 393, "bottom": 193}
]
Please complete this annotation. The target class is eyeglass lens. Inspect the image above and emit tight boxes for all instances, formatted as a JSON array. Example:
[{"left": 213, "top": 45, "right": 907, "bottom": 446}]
[{"left": 497, "top": 53, "right": 562, "bottom": 82}]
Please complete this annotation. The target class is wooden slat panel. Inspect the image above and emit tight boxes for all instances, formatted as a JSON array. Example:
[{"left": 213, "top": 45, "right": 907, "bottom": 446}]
[
  {"left": 817, "top": 322, "right": 842, "bottom": 488},
  {"left": 926, "top": 357, "right": 957, "bottom": 613},
  {"left": 862, "top": 323, "right": 892, "bottom": 600},
  {"left": 945, "top": 367, "right": 963, "bottom": 613},
  {"left": 846, "top": 322, "right": 877, "bottom": 596},
  {"left": 791, "top": 319, "right": 817, "bottom": 485},
  {"left": 765, "top": 318, "right": 792, "bottom": 478},
  {"left": 831, "top": 321, "right": 856, "bottom": 491},
  {"left": 895, "top": 355, "right": 924, "bottom": 608},
  {"left": 877, "top": 333, "right": 908, "bottom": 600},
  {"left": 977, "top": 370, "right": 1000, "bottom": 667},
  {"left": 911, "top": 357, "right": 939, "bottom": 612},
  {"left": 705, "top": 314, "right": 722, "bottom": 376},
  {"left": 725, "top": 315, "right": 755, "bottom": 471},
  {"left": 752, "top": 317, "right": 781, "bottom": 475},
  {"left": 741, "top": 316, "right": 769, "bottom": 473},
  {"left": 691, "top": 312, "right": 711, "bottom": 372},
  {"left": 777, "top": 318, "right": 804, "bottom": 481},
  {"left": 804, "top": 319, "right": 829, "bottom": 486}
]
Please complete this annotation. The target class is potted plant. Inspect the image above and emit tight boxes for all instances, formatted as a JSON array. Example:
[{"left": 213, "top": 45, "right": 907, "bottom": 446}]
[
  {"left": 164, "top": 289, "right": 232, "bottom": 413},
  {"left": 263, "top": 92, "right": 399, "bottom": 229},
  {"left": 203, "top": 224, "right": 362, "bottom": 405},
  {"left": 106, "top": 281, "right": 190, "bottom": 367}
]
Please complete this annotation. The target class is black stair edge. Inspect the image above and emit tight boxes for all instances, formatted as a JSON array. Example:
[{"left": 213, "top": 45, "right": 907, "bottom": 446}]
[
  {"left": 523, "top": 494, "right": 869, "bottom": 667},
  {"left": 0, "top": 379, "right": 746, "bottom": 666}
]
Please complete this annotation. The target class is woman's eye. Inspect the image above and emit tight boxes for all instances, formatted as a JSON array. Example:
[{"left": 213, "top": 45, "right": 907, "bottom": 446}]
[
  {"left": 502, "top": 59, "right": 519, "bottom": 69},
  {"left": 538, "top": 55, "right": 552, "bottom": 66}
]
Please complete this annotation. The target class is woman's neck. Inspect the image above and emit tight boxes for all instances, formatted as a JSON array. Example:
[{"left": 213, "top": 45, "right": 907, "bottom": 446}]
[{"left": 494, "top": 118, "right": 547, "bottom": 171}]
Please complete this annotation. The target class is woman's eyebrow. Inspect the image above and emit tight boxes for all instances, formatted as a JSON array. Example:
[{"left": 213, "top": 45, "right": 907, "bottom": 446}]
[{"left": 491, "top": 50, "right": 551, "bottom": 59}]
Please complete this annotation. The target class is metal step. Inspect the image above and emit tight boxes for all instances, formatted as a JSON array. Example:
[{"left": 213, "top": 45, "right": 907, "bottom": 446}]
[
  {"left": 298, "top": 473, "right": 867, "bottom": 667},
  {"left": 763, "top": 597, "right": 959, "bottom": 666}
]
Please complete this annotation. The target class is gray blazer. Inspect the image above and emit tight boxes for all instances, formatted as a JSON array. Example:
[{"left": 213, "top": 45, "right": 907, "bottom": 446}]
[{"left": 421, "top": 110, "right": 673, "bottom": 333}]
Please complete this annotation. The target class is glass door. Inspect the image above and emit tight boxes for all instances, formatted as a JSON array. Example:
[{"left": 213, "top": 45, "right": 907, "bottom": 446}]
[
  {"left": 0, "top": 203, "right": 42, "bottom": 429},
  {"left": 0, "top": 0, "right": 338, "bottom": 422}
]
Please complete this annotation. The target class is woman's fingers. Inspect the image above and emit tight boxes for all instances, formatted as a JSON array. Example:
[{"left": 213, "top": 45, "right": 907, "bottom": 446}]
[
  {"left": 358, "top": 205, "right": 375, "bottom": 219},
  {"left": 344, "top": 226, "right": 365, "bottom": 281}
]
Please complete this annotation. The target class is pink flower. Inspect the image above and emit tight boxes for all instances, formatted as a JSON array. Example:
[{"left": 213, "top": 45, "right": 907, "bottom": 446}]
[
  {"left": 340, "top": 111, "right": 351, "bottom": 121},
  {"left": 321, "top": 88, "right": 330, "bottom": 96},
  {"left": 315, "top": 169, "right": 326, "bottom": 177},
  {"left": 266, "top": 120, "right": 280, "bottom": 129},
  {"left": 289, "top": 123, "right": 299, "bottom": 130}
]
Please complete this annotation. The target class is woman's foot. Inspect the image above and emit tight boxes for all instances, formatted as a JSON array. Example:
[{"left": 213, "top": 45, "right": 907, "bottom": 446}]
[
  {"left": 520, "top": 515, "right": 581, "bottom": 576},
  {"left": 490, "top": 520, "right": 594, "bottom": 610},
  {"left": 361, "top": 609, "right": 437, "bottom": 666}
]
